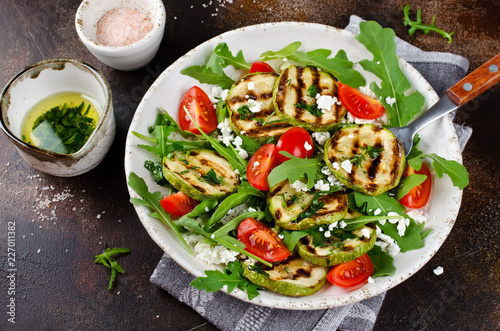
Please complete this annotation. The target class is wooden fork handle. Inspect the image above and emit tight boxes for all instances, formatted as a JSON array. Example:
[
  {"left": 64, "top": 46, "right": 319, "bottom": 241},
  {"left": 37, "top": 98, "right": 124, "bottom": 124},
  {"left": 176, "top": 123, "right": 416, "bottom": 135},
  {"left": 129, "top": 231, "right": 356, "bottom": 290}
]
[{"left": 445, "top": 52, "right": 500, "bottom": 106}]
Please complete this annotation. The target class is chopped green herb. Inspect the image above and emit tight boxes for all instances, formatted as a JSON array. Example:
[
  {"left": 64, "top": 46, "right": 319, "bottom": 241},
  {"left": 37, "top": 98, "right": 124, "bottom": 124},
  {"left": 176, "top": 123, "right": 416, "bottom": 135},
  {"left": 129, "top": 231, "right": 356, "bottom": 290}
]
[
  {"left": 30, "top": 102, "right": 96, "bottom": 154},
  {"left": 296, "top": 193, "right": 325, "bottom": 222},
  {"left": 236, "top": 105, "right": 251, "bottom": 120},
  {"left": 307, "top": 84, "right": 319, "bottom": 98},
  {"left": 201, "top": 168, "right": 223, "bottom": 185},
  {"left": 347, "top": 145, "right": 384, "bottom": 166},
  {"left": 294, "top": 102, "right": 323, "bottom": 117}
]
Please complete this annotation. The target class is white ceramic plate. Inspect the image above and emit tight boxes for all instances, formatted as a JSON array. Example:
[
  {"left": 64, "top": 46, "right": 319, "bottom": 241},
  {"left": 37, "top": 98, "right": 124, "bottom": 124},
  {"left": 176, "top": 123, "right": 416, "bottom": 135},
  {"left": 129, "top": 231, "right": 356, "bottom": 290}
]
[{"left": 124, "top": 22, "right": 463, "bottom": 310}]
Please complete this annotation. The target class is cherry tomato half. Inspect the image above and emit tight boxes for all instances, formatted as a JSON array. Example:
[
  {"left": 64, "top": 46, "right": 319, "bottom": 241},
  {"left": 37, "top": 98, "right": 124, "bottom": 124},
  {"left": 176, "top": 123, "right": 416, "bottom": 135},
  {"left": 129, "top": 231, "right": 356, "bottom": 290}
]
[
  {"left": 246, "top": 143, "right": 276, "bottom": 191},
  {"left": 237, "top": 217, "right": 290, "bottom": 262},
  {"left": 338, "top": 83, "right": 386, "bottom": 120},
  {"left": 399, "top": 163, "right": 432, "bottom": 209},
  {"left": 249, "top": 61, "right": 275, "bottom": 74},
  {"left": 178, "top": 86, "right": 217, "bottom": 134},
  {"left": 274, "top": 127, "right": 314, "bottom": 165},
  {"left": 160, "top": 192, "right": 199, "bottom": 217},
  {"left": 326, "top": 253, "right": 374, "bottom": 287}
]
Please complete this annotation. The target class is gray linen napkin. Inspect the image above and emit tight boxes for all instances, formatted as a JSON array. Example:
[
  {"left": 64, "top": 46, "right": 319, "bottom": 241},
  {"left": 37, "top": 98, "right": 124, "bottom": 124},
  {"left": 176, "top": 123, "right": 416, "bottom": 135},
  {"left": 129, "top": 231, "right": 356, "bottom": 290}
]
[{"left": 150, "top": 15, "right": 472, "bottom": 331}]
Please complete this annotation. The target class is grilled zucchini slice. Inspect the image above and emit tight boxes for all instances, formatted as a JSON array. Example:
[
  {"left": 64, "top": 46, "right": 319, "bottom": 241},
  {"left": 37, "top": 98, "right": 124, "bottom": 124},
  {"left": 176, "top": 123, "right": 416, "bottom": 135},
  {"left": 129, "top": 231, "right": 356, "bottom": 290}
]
[
  {"left": 226, "top": 72, "right": 291, "bottom": 142},
  {"left": 268, "top": 180, "right": 348, "bottom": 230},
  {"left": 324, "top": 124, "right": 405, "bottom": 196},
  {"left": 273, "top": 65, "right": 346, "bottom": 131},
  {"left": 296, "top": 224, "right": 376, "bottom": 266},
  {"left": 162, "top": 149, "right": 239, "bottom": 201},
  {"left": 241, "top": 255, "right": 328, "bottom": 297}
]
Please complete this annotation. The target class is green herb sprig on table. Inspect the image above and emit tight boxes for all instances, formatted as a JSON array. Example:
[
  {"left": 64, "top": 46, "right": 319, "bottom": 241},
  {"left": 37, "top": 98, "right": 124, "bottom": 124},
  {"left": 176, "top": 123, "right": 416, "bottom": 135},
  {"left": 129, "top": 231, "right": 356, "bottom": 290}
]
[
  {"left": 95, "top": 247, "right": 130, "bottom": 290},
  {"left": 30, "top": 102, "right": 96, "bottom": 154},
  {"left": 403, "top": 5, "right": 454, "bottom": 43}
]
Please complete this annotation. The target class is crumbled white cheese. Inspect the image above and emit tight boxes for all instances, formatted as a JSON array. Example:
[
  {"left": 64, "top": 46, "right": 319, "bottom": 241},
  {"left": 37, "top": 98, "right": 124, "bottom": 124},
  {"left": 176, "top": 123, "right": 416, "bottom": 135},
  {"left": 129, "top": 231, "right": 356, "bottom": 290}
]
[
  {"left": 205, "top": 207, "right": 209, "bottom": 212},
  {"left": 324, "top": 230, "right": 331, "bottom": 238},
  {"left": 367, "top": 276, "right": 375, "bottom": 284},
  {"left": 375, "top": 226, "right": 401, "bottom": 257},
  {"left": 341, "top": 160, "right": 353, "bottom": 173},
  {"left": 358, "top": 227, "right": 372, "bottom": 239},
  {"left": 233, "top": 136, "right": 243, "bottom": 148},
  {"left": 247, "top": 99, "right": 262, "bottom": 113},
  {"left": 304, "top": 141, "right": 313, "bottom": 151},
  {"left": 374, "top": 208, "right": 382, "bottom": 216},
  {"left": 217, "top": 118, "right": 234, "bottom": 146},
  {"left": 397, "top": 218, "right": 410, "bottom": 237},
  {"left": 253, "top": 161, "right": 260, "bottom": 167},
  {"left": 345, "top": 111, "right": 389, "bottom": 125},
  {"left": 314, "top": 180, "right": 330, "bottom": 192},
  {"left": 221, "top": 89, "right": 229, "bottom": 100},
  {"left": 433, "top": 266, "right": 444, "bottom": 275},
  {"left": 339, "top": 221, "right": 347, "bottom": 229},
  {"left": 248, "top": 207, "right": 257, "bottom": 212},
  {"left": 312, "top": 131, "right": 331, "bottom": 146},
  {"left": 385, "top": 96, "right": 396, "bottom": 106},
  {"left": 318, "top": 227, "right": 324, "bottom": 232},
  {"left": 290, "top": 180, "right": 309, "bottom": 192},
  {"left": 331, "top": 162, "right": 340, "bottom": 171},
  {"left": 247, "top": 81, "right": 255, "bottom": 90},
  {"left": 328, "top": 222, "right": 338, "bottom": 231},
  {"left": 236, "top": 148, "right": 248, "bottom": 159},
  {"left": 315, "top": 94, "right": 340, "bottom": 112},
  {"left": 277, "top": 234, "right": 284, "bottom": 240}
]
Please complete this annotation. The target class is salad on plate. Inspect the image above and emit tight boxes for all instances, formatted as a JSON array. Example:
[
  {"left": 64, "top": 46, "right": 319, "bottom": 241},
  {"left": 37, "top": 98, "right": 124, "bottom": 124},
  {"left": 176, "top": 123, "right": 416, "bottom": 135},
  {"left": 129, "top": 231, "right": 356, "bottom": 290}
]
[{"left": 126, "top": 21, "right": 468, "bottom": 305}]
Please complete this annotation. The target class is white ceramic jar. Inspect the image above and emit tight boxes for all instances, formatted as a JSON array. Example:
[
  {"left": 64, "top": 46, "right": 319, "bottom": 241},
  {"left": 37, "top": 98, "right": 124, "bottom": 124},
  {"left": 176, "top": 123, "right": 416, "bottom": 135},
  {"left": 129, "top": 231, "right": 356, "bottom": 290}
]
[{"left": 75, "top": 0, "right": 166, "bottom": 71}]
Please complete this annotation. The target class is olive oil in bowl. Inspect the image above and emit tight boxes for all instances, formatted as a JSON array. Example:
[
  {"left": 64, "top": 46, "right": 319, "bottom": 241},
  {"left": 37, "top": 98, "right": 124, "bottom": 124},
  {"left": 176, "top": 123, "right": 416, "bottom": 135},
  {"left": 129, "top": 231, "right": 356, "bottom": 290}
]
[{"left": 21, "top": 92, "right": 101, "bottom": 154}]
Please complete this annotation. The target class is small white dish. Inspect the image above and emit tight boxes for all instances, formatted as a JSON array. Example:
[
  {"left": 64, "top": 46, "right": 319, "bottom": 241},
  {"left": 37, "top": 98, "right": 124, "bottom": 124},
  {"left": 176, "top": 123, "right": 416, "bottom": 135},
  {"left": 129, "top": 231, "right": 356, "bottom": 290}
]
[
  {"left": 0, "top": 58, "right": 115, "bottom": 177},
  {"left": 75, "top": 0, "right": 166, "bottom": 71}
]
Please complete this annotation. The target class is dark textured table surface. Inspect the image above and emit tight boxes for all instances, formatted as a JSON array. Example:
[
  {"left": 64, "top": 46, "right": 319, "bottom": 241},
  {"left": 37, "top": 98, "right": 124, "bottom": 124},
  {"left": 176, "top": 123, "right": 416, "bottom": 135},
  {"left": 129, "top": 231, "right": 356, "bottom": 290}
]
[{"left": 0, "top": 0, "right": 499, "bottom": 330}]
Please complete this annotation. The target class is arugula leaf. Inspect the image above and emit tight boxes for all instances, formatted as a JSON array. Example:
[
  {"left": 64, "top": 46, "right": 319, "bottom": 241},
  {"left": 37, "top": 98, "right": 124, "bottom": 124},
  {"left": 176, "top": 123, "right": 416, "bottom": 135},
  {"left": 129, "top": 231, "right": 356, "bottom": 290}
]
[
  {"left": 350, "top": 191, "right": 426, "bottom": 252},
  {"left": 144, "top": 160, "right": 170, "bottom": 187},
  {"left": 181, "top": 66, "right": 235, "bottom": 90},
  {"left": 409, "top": 153, "right": 469, "bottom": 190},
  {"left": 191, "top": 260, "right": 262, "bottom": 300},
  {"left": 212, "top": 43, "right": 251, "bottom": 70},
  {"left": 95, "top": 247, "right": 130, "bottom": 290},
  {"left": 367, "top": 245, "right": 396, "bottom": 277},
  {"left": 128, "top": 172, "right": 193, "bottom": 255},
  {"left": 403, "top": 5, "right": 454, "bottom": 43},
  {"left": 356, "top": 21, "right": 426, "bottom": 127},
  {"left": 267, "top": 152, "right": 322, "bottom": 190},
  {"left": 260, "top": 42, "right": 365, "bottom": 88},
  {"left": 395, "top": 173, "right": 427, "bottom": 200},
  {"left": 280, "top": 229, "right": 309, "bottom": 251}
]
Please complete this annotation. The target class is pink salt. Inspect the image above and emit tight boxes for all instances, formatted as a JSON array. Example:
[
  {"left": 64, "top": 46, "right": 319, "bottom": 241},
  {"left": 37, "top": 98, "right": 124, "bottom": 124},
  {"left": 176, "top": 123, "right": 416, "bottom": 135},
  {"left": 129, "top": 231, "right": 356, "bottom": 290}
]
[{"left": 96, "top": 7, "right": 154, "bottom": 47}]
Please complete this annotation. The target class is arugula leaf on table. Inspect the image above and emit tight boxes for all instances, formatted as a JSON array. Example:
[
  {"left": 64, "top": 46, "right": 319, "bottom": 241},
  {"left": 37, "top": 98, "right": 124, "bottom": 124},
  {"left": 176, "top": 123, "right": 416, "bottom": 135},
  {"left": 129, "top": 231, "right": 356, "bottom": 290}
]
[
  {"left": 191, "top": 260, "right": 262, "bottom": 300},
  {"left": 367, "top": 245, "right": 396, "bottom": 277},
  {"left": 260, "top": 42, "right": 366, "bottom": 88},
  {"left": 356, "top": 21, "right": 426, "bottom": 127},
  {"left": 95, "top": 247, "right": 130, "bottom": 290},
  {"left": 267, "top": 152, "right": 323, "bottom": 190},
  {"left": 403, "top": 5, "right": 454, "bottom": 43},
  {"left": 128, "top": 172, "right": 193, "bottom": 255},
  {"left": 350, "top": 191, "right": 426, "bottom": 252}
]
